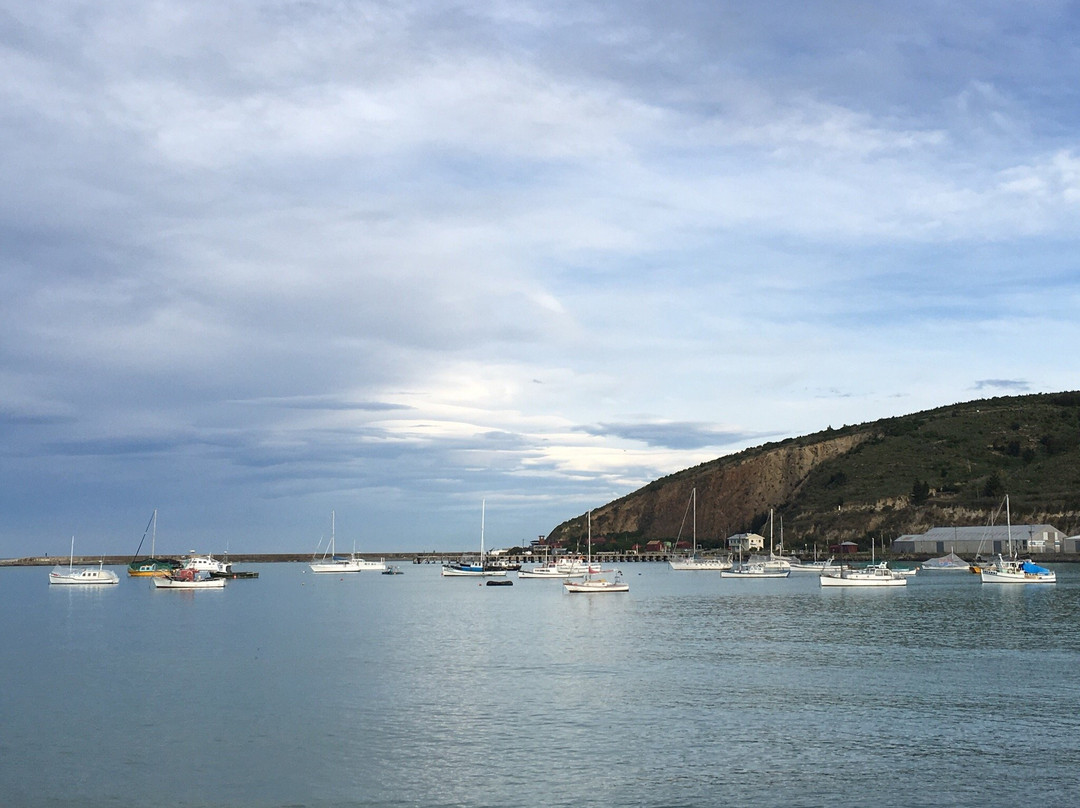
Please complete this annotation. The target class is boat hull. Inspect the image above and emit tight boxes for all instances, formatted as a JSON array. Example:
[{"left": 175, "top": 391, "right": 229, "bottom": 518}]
[
  {"left": 819, "top": 573, "right": 906, "bottom": 587},
  {"left": 441, "top": 566, "right": 507, "bottom": 577},
  {"left": 563, "top": 579, "right": 629, "bottom": 593},
  {"left": 152, "top": 577, "right": 226, "bottom": 589},
  {"left": 669, "top": 558, "right": 733, "bottom": 571},
  {"left": 310, "top": 559, "right": 388, "bottom": 573},
  {"left": 979, "top": 570, "right": 1056, "bottom": 584},
  {"left": 49, "top": 567, "right": 120, "bottom": 585}
]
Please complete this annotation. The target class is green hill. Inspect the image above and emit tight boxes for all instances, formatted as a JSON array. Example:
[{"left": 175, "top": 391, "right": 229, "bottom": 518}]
[{"left": 548, "top": 391, "right": 1080, "bottom": 553}]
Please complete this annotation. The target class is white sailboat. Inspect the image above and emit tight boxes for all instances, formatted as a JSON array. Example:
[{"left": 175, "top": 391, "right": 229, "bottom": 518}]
[
  {"left": 442, "top": 500, "right": 507, "bottom": 577},
  {"left": 49, "top": 536, "right": 119, "bottom": 586},
  {"left": 309, "top": 511, "right": 387, "bottom": 573},
  {"left": 563, "top": 511, "right": 629, "bottom": 593},
  {"left": 979, "top": 495, "right": 1056, "bottom": 584},
  {"left": 668, "top": 488, "right": 733, "bottom": 571},
  {"left": 722, "top": 510, "right": 790, "bottom": 578}
]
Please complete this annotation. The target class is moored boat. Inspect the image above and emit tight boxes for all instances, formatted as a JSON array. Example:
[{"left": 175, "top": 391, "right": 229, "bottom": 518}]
[
  {"left": 563, "top": 512, "right": 629, "bottom": 594},
  {"left": 49, "top": 537, "right": 119, "bottom": 586},
  {"left": 978, "top": 496, "right": 1056, "bottom": 584},
  {"left": 152, "top": 568, "right": 226, "bottom": 589},
  {"left": 309, "top": 511, "right": 388, "bottom": 573},
  {"left": 127, "top": 510, "right": 181, "bottom": 577},
  {"left": 442, "top": 501, "right": 506, "bottom": 578},
  {"left": 920, "top": 551, "right": 971, "bottom": 572},
  {"left": 819, "top": 561, "right": 907, "bottom": 587}
]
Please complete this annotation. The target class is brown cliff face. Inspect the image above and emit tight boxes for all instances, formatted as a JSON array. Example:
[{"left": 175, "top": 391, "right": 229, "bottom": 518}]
[{"left": 552, "top": 432, "right": 871, "bottom": 545}]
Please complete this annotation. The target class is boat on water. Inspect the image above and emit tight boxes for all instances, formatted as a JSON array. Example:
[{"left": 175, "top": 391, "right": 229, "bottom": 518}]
[
  {"left": 49, "top": 536, "right": 119, "bottom": 586},
  {"left": 309, "top": 511, "right": 388, "bottom": 573},
  {"left": 127, "top": 510, "right": 181, "bottom": 577},
  {"left": 669, "top": 488, "right": 733, "bottom": 571},
  {"left": 382, "top": 565, "right": 404, "bottom": 575},
  {"left": 820, "top": 561, "right": 907, "bottom": 587},
  {"left": 920, "top": 551, "right": 971, "bottom": 572},
  {"left": 563, "top": 511, "right": 629, "bottom": 594},
  {"left": 518, "top": 556, "right": 589, "bottom": 578},
  {"left": 152, "top": 568, "right": 226, "bottom": 589},
  {"left": 788, "top": 558, "right": 841, "bottom": 573},
  {"left": 979, "top": 496, "right": 1055, "bottom": 584},
  {"left": 182, "top": 552, "right": 233, "bottom": 575},
  {"left": 720, "top": 561, "right": 790, "bottom": 579},
  {"left": 442, "top": 501, "right": 507, "bottom": 578}
]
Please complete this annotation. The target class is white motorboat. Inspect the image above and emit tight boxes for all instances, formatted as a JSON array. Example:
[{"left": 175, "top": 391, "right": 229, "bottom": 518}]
[
  {"left": 669, "top": 488, "right": 733, "bottom": 571},
  {"left": 152, "top": 569, "right": 226, "bottom": 589},
  {"left": 518, "top": 562, "right": 586, "bottom": 579},
  {"left": 49, "top": 537, "right": 119, "bottom": 586},
  {"left": 310, "top": 511, "right": 388, "bottom": 573},
  {"left": 563, "top": 512, "right": 628, "bottom": 594},
  {"left": 720, "top": 562, "right": 790, "bottom": 579},
  {"left": 819, "top": 561, "right": 907, "bottom": 587},
  {"left": 182, "top": 552, "right": 233, "bottom": 575},
  {"left": 979, "top": 496, "right": 1056, "bottom": 584},
  {"left": 442, "top": 501, "right": 506, "bottom": 578}
]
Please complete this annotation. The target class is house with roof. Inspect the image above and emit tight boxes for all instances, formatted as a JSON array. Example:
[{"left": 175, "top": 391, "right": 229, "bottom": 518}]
[{"left": 727, "top": 532, "right": 765, "bottom": 553}]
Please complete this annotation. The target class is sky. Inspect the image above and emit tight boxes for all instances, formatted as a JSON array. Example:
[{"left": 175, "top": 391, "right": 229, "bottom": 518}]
[{"left": 4, "top": 1, "right": 1080, "bottom": 557}]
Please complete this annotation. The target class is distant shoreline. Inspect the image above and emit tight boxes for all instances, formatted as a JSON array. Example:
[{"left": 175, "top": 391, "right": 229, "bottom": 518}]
[{"left": 5, "top": 552, "right": 1080, "bottom": 567}]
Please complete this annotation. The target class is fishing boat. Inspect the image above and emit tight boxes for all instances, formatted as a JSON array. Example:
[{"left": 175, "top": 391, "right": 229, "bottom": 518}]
[
  {"left": 182, "top": 552, "right": 233, "bottom": 575},
  {"left": 152, "top": 568, "right": 226, "bottom": 589},
  {"left": 381, "top": 565, "right": 404, "bottom": 575},
  {"left": 669, "top": 488, "right": 733, "bottom": 571},
  {"left": 819, "top": 561, "right": 908, "bottom": 587},
  {"left": 309, "top": 511, "right": 388, "bottom": 573},
  {"left": 919, "top": 551, "right": 971, "bottom": 572},
  {"left": 442, "top": 501, "right": 507, "bottom": 577},
  {"left": 563, "top": 511, "right": 629, "bottom": 593},
  {"left": 720, "top": 561, "right": 790, "bottom": 579},
  {"left": 980, "top": 496, "right": 1056, "bottom": 584},
  {"left": 127, "top": 510, "right": 181, "bottom": 577},
  {"left": 49, "top": 536, "right": 119, "bottom": 586},
  {"left": 819, "top": 539, "right": 906, "bottom": 587},
  {"left": 518, "top": 555, "right": 589, "bottom": 578}
]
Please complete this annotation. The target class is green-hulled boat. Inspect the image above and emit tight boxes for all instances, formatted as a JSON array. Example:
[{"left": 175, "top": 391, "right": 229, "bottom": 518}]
[{"left": 127, "top": 510, "right": 180, "bottom": 577}]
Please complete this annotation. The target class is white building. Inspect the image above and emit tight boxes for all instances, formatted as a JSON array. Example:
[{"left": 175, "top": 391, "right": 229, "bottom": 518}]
[{"left": 727, "top": 532, "right": 765, "bottom": 553}]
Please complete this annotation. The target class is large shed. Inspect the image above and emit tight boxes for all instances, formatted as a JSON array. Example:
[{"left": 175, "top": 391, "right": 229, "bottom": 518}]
[{"left": 891, "top": 524, "right": 1065, "bottom": 555}]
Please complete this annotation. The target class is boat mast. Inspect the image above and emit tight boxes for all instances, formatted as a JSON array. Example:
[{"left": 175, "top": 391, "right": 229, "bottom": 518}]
[
  {"left": 151, "top": 509, "right": 157, "bottom": 559},
  {"left": 69, "top": 535, "right": 75, "bottom": 572},
  {"left": 331, "top": 510, "right": 336, "bottom": 557},
  {"left": 1006, "top": 494, "right": 1012, "bottom": 559},
  {"left": 481, "top": 499, "right": 485, "bottom": 566},
  {"left": 692, "top": 488, "right": 696, "bottom": 556}
]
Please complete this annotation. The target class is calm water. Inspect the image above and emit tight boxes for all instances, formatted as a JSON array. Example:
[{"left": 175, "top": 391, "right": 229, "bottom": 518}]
[{"left": 2, "top": 562, "right": 1079, "bottom": 807}]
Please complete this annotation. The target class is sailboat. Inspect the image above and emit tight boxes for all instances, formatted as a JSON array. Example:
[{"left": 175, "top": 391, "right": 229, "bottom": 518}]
[
  {"left": 309, "top": 511, "right": 387, "bottom": 573},
  {"left": 979, "top": 495, "right": 1056, "bottom": 584},
  {"left": 442, "top": 500, "right": 507, "bottom": 577},
  {"left": 721, "top": 510, "right": 790, "bottom": 578},
  {"left": 668, "top": 488, "right": 733, "bottom": 570},
  {"left": 563, "top": 511, "right": 629, "bottom": 593},
  {"left": 49, "top": 536, "right": 119, "bottom": 586},
  {"left": 127, "top": 510, "right": 180, "bottom": 577}
]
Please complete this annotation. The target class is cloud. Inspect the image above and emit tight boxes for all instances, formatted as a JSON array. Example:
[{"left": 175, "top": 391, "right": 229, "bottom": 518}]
[
  {"left": 577, "top": 422, "right": 770, "bottom": 450},
  {"left": 3, "top": 2, "right": 1080, "bottom": 554}
]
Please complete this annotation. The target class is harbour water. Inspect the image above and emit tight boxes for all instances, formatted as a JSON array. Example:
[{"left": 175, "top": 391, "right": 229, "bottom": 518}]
[{"left": 2, "top": 562, "right": 1079, "bottom": 807}]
